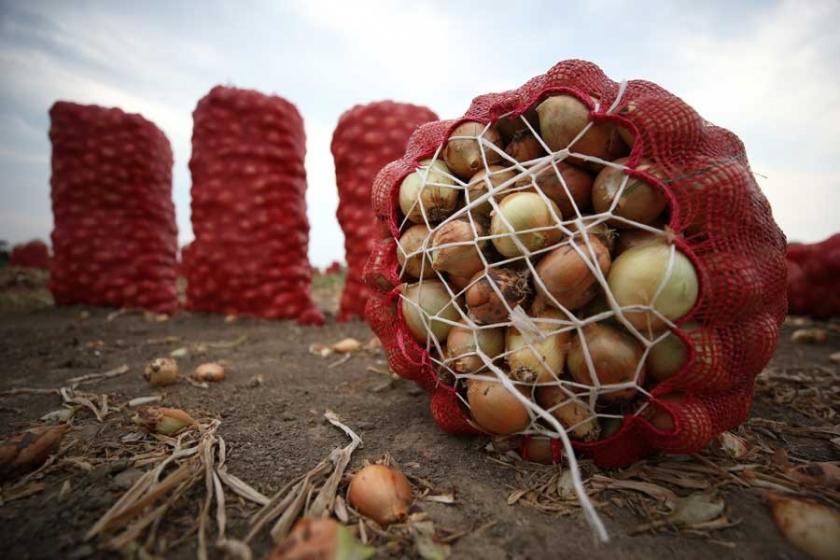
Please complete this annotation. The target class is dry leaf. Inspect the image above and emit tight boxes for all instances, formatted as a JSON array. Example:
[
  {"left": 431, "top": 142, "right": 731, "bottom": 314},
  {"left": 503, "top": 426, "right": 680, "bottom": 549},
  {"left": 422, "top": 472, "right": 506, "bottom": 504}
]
[
  {"left": 424, "top": 493, "right": 456, "bottom": 505},
  {"left": 786, "top": 463, "right": 840, "bottom": 489},
  {"left": 308, "top": 343, "right": 332, "bottom": 358},
  {"left": 767, "top": 493, "right": 840, "bottom": 560},
  {"left": 717, "top": 431, "right": 749, "bottom": 459},
  {"left": 507, "top": 488, "right": 528, "bottom": 505},
  {"left": 791, "top": 328, "right": 828, "bottom": 344},
  {"left": 127, "top": 396, "right": 162, "bottom": 407},
  {"left": 40, "top": 408, "right": 74, "bottom": 422},
  {"left": 410, "top": 517, "right": 450, "bottom": 560},
  {"left": 169, "top": 347, "right": 189, "bottom": 358},
  {"left": 668, "top": 493, "right": 726, "bottom": 526}
]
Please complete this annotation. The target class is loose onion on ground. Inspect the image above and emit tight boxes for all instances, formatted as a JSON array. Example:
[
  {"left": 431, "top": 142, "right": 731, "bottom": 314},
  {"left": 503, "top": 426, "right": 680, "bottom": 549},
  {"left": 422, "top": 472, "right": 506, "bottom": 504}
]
[
  {"left": 347, "top": 464, "right": 413, "bottom": 526},
  {"left": 398, "top": 159, "right": 459, "bottom": 223},
  {"left": 490, "top": 192, "right": 563, "bottom": 257},
  {"left": 400, "top": 281, "right": 461, "bottom": 343},
  {"left": 143, "top": 357, "right": 179, "bottom": 386}
]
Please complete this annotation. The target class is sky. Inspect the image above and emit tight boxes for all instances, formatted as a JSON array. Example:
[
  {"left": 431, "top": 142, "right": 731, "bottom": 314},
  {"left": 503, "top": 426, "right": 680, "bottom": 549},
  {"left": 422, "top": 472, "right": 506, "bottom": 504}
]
[{"left": 1, "top": 0, "right": 839, "bottom": 266}]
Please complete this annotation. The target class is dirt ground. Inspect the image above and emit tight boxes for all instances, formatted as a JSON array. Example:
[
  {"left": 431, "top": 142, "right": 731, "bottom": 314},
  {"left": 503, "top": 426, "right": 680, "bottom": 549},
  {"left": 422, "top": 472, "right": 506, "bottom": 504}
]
[{"left": 0, "top": 272, "right": 838, "bottom": 559}]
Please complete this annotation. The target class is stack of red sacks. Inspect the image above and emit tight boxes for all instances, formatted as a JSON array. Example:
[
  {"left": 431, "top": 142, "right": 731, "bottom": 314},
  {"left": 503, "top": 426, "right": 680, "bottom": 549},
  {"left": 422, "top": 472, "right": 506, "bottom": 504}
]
[
  {"left": 331, "top": 101, "right": 437, "bottom": 321},
  {"left": 787, "top": 233, "right": 840, "bottom": 318},
  {"left": 9, "top": 240, "right": 50, "bottom": 269},
  {"left": 185, "top": 86, "right": 323, "bottom": 324},
  {"left": 48, "top": 102, "right": 178, "bottom": 313}
]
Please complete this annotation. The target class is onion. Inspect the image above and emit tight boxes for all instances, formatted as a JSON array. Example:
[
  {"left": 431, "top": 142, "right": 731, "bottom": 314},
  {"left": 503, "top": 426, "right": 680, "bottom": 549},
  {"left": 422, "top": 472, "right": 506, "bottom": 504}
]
[
  {"left": 506, "top": 308, "right": 570, "bottom": 383},
  {"left": 443, "top": 122, "right": 503, "bottom": 178},
  {"left": 534, "top": 236, "right": 611, "bottom": 311},
  {"left": 647, "top": 324, "right": 692, "bottom": 383},
  {"left": 592, "top": 158, "right": 667, "bottom": 227},
  {"left": 466, "top": 379, "right": 531, "bottom": 435},
  {"left": 133, "top": 406, "right": 196, "bottom": 436},
  {"left": 430, "top": 219, "right": 487, "bottom": 278},
  {"left": 614, "top": 228, "right": 665, "bottom": 256},
  {"left": 445, "top": 321, "right": 505, "bottom": 373},
  {"left": 490, "top": 192, "right": 563, "bottom": 257},
  {"left": 400, "top": 281, "right": 461, "bottom": 343},
  {"left": 447, "top": 272, "right": 473, "bottom": 291},
  {"left": 347, "top": 464, "right": 413, "bottom": 526},
  {"left": 466, "top": 165, "right": 516, "bottom": 218},
  {"left": 270, "top": 517, "right": 373, "bottom": 560},
  {"left": 645, "top": 393, "right": 685, "bottom": 431},
  {"left": 143, "top": 357, "right": 179, "bottom": 386},
  {"left": 397, "top": 225, "right": 435, "bottom": 279},
  {"left": 607, "top": 243, "right": 699, "bottom": 332},
  {"left": 535, "top": 385, "right": 600, "bottom": 440},
  {"left": 520, "top": 437, "right": 558, "bottom": 464},
  {"left": 517, "top": 162, "right": 593, "bottom": 217},
  {"left": 536, "top": 95, "right": 627, "bottom": 163},
  {"left": 505, "top": 129, "right": 546, "bottom": 162},
  {"left": 567, "top": 323, "right": 645, "bottom": 402},
  {"left": 193, "top": 362, "right": 225, "bottom": 382},
  {"left": 0, "top": 424, "right": 68, "bottom": 477},
  {"left": 398, "top": 159, "right": 459, "bottom": 223},
  {"left": 465, "top": 268, "right": 531, "bottom": 325}
]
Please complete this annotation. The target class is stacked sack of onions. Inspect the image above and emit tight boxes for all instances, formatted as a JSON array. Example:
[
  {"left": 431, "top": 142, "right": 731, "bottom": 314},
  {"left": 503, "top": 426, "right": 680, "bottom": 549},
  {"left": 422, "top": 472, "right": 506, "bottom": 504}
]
[
  {"left": 787, "top": 233, "right": 840, "bottom": 318},
  {"left": 364, "top": 60, "right": 787, "bottom": 468},
  {"left": 332, "top": 101, "right": 438, "bottom": 321},
  {"left": 9, "top": 240, "right": 50, "bottom": 270}
]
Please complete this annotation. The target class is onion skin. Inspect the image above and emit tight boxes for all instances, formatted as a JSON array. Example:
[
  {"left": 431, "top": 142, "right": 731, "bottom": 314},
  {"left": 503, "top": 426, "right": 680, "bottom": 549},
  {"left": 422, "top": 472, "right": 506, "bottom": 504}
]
[
  {"left": 398, "top": 159, "right": 459, "bottom": 223},
  {"left": 534, "top": 236, "right": 611, "bottom": 311},
  {"left": 400, "top": 281, "right": 461, "bottom": 342},
  {"left": 397, "top": 225, "right": 435, "bottom": 279},
  {"left": 465, "top": 268, "right": 531, "bottom": 325},
  {"left": 430, "top": 219, "right": 487, "bottom": 278},
  {"left": 535, "top": 385, "right": 600, "bottom": 441},
  {"left": 466, "top": 166, "right": 516, "bottom": 218},
  {"left": 467, "top": 379, "right": 531, "bottom": 435},
  {"left": 347, "top": 464, "right": 413, "bottom": 526},
  {"left": 517, "top": 162, "right": 593, "bottom": 217},
  {"left": 443, "top": 122, "right": 502, "bottom": 179},
  {"left": 592, "top": 158, "right": 667, "bottom": 227},
  {"left": 505, "top": 129, "right": 546, "bottom": 162},
  {"left": 567, "top": 323, "right": 645, "bottom": 402},
  {"left": 490, "top": 192, "right": 563, "bottom": 257},
  {"left": 445, "top": 321, "right": 505, "bottom": 373},
  {"left": 536, "top": 95, "right": 627, "bottom": 164},
  {"left": 505, "top": 308, "right": 569, "bottom": 383},
  {"left": 143, "top": 357, "right": 179, "bottom": 386},
  {"left": 607, "top": 243, "right": 699, "bottom": 332}
]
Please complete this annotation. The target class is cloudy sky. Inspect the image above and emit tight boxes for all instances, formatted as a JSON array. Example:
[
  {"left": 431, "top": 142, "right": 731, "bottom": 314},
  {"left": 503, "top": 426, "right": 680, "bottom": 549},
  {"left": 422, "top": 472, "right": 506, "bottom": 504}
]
[{"left": 1, "top": 0, "right": 838, "bottom": 265}]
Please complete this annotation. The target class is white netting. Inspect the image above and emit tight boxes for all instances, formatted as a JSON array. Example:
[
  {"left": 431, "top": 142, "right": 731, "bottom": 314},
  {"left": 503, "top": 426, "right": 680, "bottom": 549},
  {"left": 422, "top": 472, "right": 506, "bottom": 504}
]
[{"left": 393, "top": 87, "right": 693, "bottom": 542}]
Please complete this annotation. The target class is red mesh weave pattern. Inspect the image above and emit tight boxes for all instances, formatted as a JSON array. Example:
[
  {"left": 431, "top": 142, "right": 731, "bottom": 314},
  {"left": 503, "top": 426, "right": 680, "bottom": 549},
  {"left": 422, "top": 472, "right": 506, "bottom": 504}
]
[
  {"left": 48, "top": 102, "right": 178, "bottom": 313},
  {"left": 787, "top": 234, "right": 840, "bottom": 318},
  {"left": 332, "top": 101, "right": 438, "bottom": 321},
  {"left": 184, "top": 86, "right": 323, "bottom": 324},
  {"left": 10, "top": 240, "right": 50, "bottom": 270},
  {"left": 363, "top": 60, "right": 787, "bottom": 467}
]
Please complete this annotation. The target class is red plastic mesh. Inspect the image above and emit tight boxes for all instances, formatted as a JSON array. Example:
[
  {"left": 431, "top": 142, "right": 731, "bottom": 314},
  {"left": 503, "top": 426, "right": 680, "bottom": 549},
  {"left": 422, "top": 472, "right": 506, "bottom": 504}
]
[
  {"left": 332, "top": 101, "right": 438, "bottom": 321},
  {"left": 363, "top": 60, "right": 787, "bottom": 467},
  {"left": 10, "top": 240, "right": 50, "bottom": 269},
  {"left": 184, "top": 86, "right": 323, "bottom": 325},
  {"left": 48, "top": 102, "right": 178, "bottom": 313},
  {"left": 786, "top": 233, "right": 840, "bottom": 318}
]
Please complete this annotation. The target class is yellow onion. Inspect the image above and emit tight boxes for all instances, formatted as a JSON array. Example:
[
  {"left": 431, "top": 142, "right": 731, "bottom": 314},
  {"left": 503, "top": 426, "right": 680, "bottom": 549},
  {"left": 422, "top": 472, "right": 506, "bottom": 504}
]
[
  {"left": 518, "top": 162, "right": 594, "bottom": 217},
  {"left": 644, "top": 393, "right": 685, "bottom": 431},
  {"left": 193, "top": 362, "right": 225, "bottom": 382},
  {"left": 445, "top": 321, "right": 505, "bottom": 373},
  {"left": 347, "top": 464, "right": 413, "bottom": 526},
  {"left": 399, "top": 281, "right": 461, "bottom": 342},
  {"left": 1, "top": 424, "right": 68, "bottom": 478},
  {"left": 505, "top": 129, "right": 546, "bottom": 162},
  {"left": 534, "top": 236, "right": 611, "bottom": 311},
  {"left": 505, "top": 308, "right": 570, "bottom": 383},
  {"left": 466, "top": 165, "right": 516, "bottom": 218},
  {"left": 398, "top": 159, "right": 459, "bottom": 223},
  {"left": 592, "top": 158, "right": 667, "bottom": 227},
  {"left": 443, "top": 122, "right": 503, "bottom": 178},
  {"left": 269, "top": 517, "right": 373, "bottom": 560},
  {"left": 430, "top": 219, "right": 487, "bottom": 278},
  {"left": 520, "top": 437, "right": 558, "bottom": 464},
  {"left": 535, "top": 385, "right": 600, "bottom": 440},
  {"left": 133, "top": 406, "right": 196, "bottom": 436},
  {"left": 536, "top": 95, "right": 627, "bottom": 163},
  {"left": 614, "top": 228, "right": 665, "bottom": 256},
  {"left": 467, "top": 379, "right": 531, "bottom": 435},
  {"left": 447, "top": 272, "right": 473, "bottom": 292},
  {"left": 490, "top": 192, "right": 563, "bottom": 257},
  {"left": 607, "top": 243, "right": 699, "bottom": 332},
  {"left": 143, "top": 357, "right": 179, "bottom": 386},
  {"left": 567, "top": 323, "right": 645, "bottom": 402},
  {"left": 397, "top": 225, "right": 434, "bottom": 279},
  {"left": 465, "top": 268, "right": 531, "bottom": 325}
]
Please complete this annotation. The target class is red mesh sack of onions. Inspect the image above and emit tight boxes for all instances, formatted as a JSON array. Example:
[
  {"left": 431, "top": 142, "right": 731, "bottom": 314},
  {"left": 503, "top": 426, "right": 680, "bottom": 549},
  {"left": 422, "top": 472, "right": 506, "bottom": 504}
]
[
  {"left": 49, "top": 102, "right": 178, "bottom": 314},
  {"left": 786, "top": 233, "right": 840, "bottom": 318},
  {"left": 185, "top": 86, "right": 323, "bottom": 324},
  {"left": 332, "top": 101, "right": 438, "bottom": 321},
  {"left": 364, "top": 59, "right": 787, "bottom": 474},
  {"left": 10, "top": 240, "right": 50, "bottom": 270}
]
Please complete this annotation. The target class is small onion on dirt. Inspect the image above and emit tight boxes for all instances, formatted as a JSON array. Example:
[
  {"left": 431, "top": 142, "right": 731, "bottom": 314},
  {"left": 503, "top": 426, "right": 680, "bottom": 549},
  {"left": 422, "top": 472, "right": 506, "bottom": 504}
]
[
  {"left": 193, "top": 362, "right": 225, "bottom": 382},
  {"left": 534, "top": 236, "right": 611, "bottom": 311},
  {"left": 143, "top": 357, "right": 179, "bottom": 386},
  {"left": 517, "top": 162, "right": 594, "bottom": 217},
  {"left": 506, "top": 308, "right": 570, "bottom": 384},
  {"left": 398, "top": 159, "right": 459, "bottom": 223},
  {"left": 400, "top": 281, "right": 461, "bottom": 342},
  {"left": 490, "top": 192, "right": 563, "bottom": 257},
  {"left": 467, "top": 379, "right": 531, "bottom": 435},
  {"left": 430, "top": 218, "right": 487, "bottom": 279},
  {"left": 397, "top": 225, "right": 435, "bottom": 279},
  {"left": 466, "top": 165, "right": 516, "bottom": 218},
  {"left": 535, "top": 385, "right": 600, "bottom": 441},
  {"left": 443, "top": 122, "right": 503, "bottom": 179},
  {"left": 505, "top": 129, "right": 546, "bottom": 162},
  {"left": 608, "top": 243, "right": 699, "bottom": 332},
  {"left": 536, "top": 95, "right": 627, "bottom": 163},
  {"left": 465, "top": 268, "right": 531, "bottom": 325},
  {"left": 446, "top": 321, "right": 505, "bottom": 373},
  {"left": 269, "top": 517, "right": 373, "bottom": 560},
  {"left": 132, "top": 406, "right": 196, "bottom": 436},
  {"left": 567, "top": 323, "right": 645, "bottom": 402},
  {"left": 592, "top": 158, "right": 667, "bottom": 227},
  {"left": 347, "top": 464, "right": 413, "bottom": 526},
  {"left": 0, "top": 424, "right": 68, "bottom": 479}
]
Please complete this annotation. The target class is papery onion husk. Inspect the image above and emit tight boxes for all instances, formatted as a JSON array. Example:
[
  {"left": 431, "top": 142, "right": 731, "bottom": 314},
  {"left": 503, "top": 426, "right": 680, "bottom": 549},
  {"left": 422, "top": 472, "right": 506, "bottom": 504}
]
[
  {"left": 347, "top": 464, "right": 413, "bottom": 526},
  {"left": 133, "top": 406, "right": 196, "bottom": 436},
  {"left": 517, "top": 162, "right": 593, "bottom": 217},
  {"left": 536, "top": 95, "right": 627, "bottom": 165},
  {"left": 193, "top": 362, "right": 225, "bottom": 382},
  {"left": 400, "top": 281, "right": 461, "bottom": 342},
  {"left": 397, "top": 224, "right": 435, "bottom": 279},
  {"left": 505, "top": 129, "right": 546, "bottom": 162},
  {"left": 445, "top": 321, "right": 505, "bottom": 373},
  {"left": 505, "top": 308, "right": 570, "bottom": 384},
  {"left": 466, "top": 165, "right": 516, "bottom": 218},
  {"left": 269, "top": 517, "right": 374, "bottom": 560},
  {"left": 466, "top": 378, "right": 531, "bottom": 435},
  {"left": 567, "top": 323, "right": 645, "bottom": 402},
  {"left": 607, "top": 243, "right": 699, "bottom": 332},
  {"left": 534, "top": 236, "right": 611, "bottom": 311},
  {"left": 143, "top": 357, "right": 179, "bottom": 386},
  {"left": 0, "top": 424, "right": 69, "bottom": 479},
  {"left": 520, "top": 436, "right": 558, "bottom": 464},
  {"left": 535, "top": 385, "right": 600, "bottom": 441},
  {"left": 490, "top": 192, "right": 563, "bottom": 257},
  {"left": 465, "top": 268, "right": 531, "bottom": 325},
  {"left": 398, "top": 159, "right": 459, "bottom": 223},
  {"left": 443, "top": 122, "right": 503, "bottom": 179},
  {"left": 430, "top": 218, "right": 487, "bottom": 278},
  {"left": 592, "top": 158, "right": 668, "bottom": 227}
]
